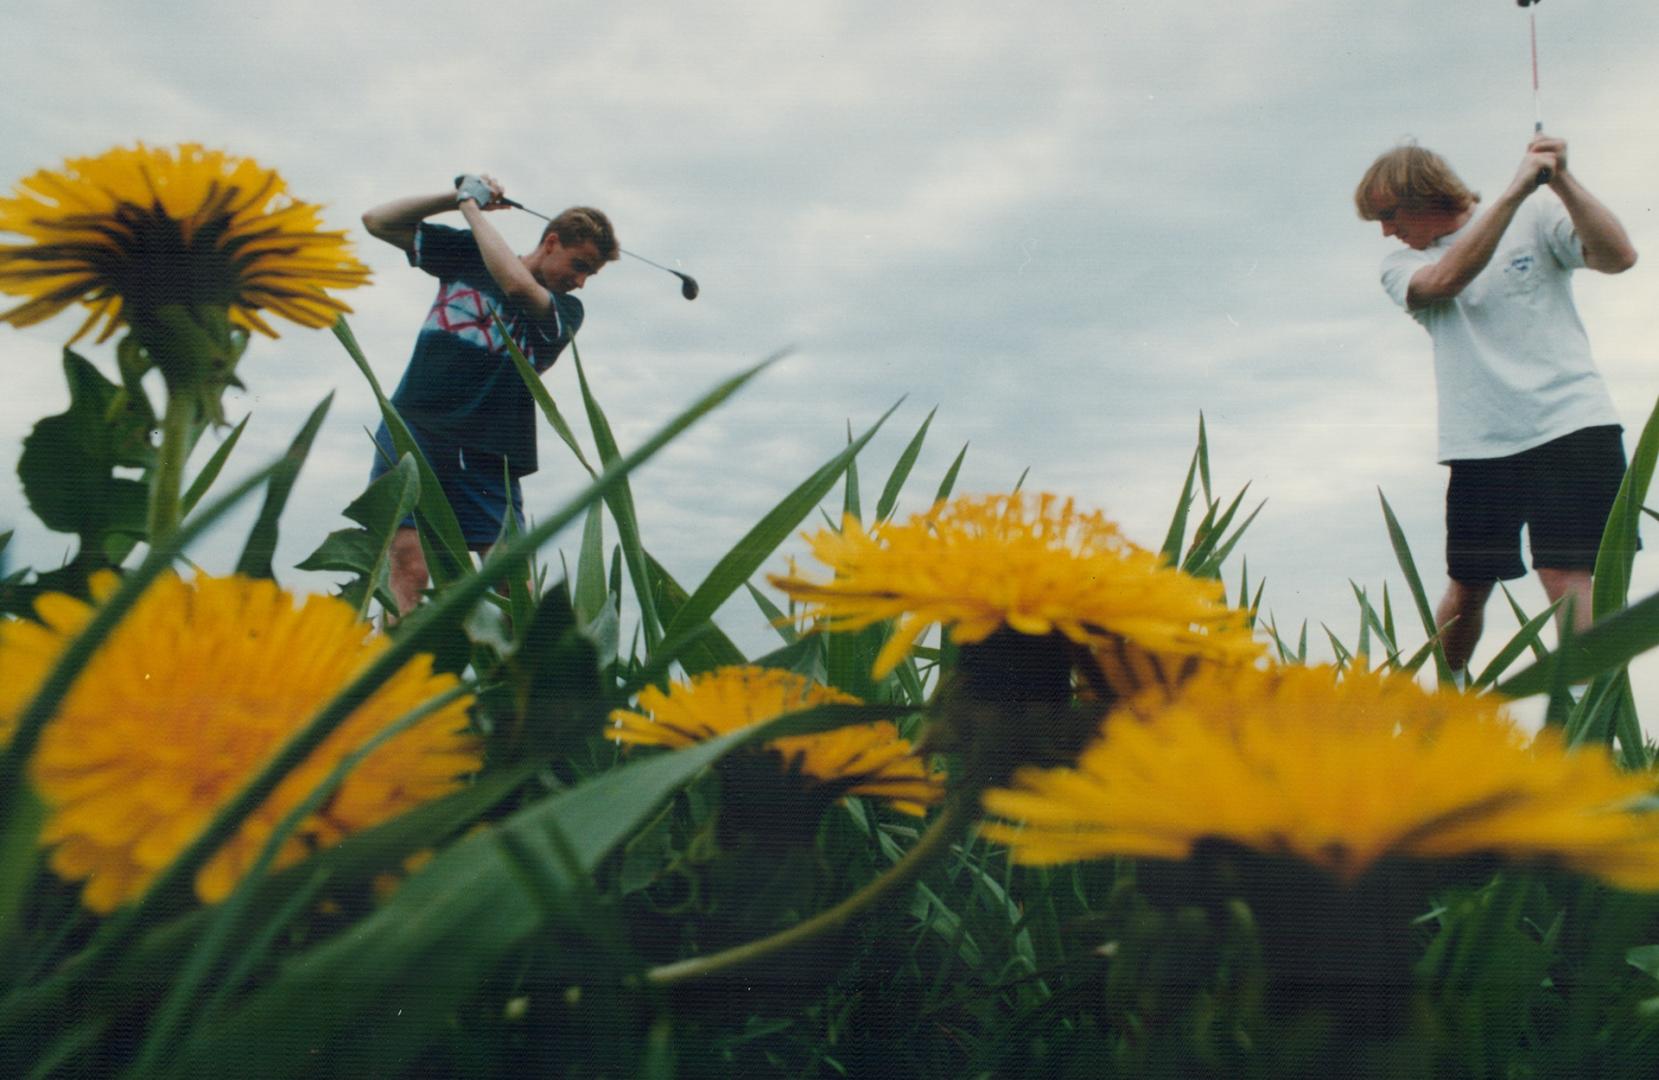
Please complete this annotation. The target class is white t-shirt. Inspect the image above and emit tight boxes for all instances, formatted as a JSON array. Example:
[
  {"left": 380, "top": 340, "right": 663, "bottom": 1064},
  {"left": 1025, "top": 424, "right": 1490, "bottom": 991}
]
[{"left": 1380, "top": 193, "right": 1620, "bottom": 462}]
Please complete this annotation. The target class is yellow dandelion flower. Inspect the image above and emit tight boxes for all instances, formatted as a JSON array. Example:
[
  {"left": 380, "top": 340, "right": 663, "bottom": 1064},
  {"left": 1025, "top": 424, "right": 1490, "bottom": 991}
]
[
  {"left": 769, "top": 493, "right": 1260, "bottom": 680},
  {"left": 0, "top": 572, "right": 479, "bottom": 914},
  {"left": 611, "top": 666, "right": 942, "bottom": 815},
  {"left": 982, "top": 664, "right": 1659, "bottom": 891},
  {"left": 0, "top": 143, "right": 370, "bottom": 344}
]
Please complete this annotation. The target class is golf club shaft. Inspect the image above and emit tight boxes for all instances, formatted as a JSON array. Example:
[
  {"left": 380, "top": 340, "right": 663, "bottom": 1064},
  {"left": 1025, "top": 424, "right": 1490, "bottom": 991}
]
[
  {"left": 482, "top": 192, "right": 698, "bottom": 298},
  {"left": 1531, "top": 10, "right": 1551, "bottom": 185}
]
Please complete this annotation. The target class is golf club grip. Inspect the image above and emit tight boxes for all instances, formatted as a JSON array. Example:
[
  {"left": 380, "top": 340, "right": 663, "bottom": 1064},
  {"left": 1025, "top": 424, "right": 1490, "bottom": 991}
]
[{"left": 1536, "top": 166, "right": 1551, "bottom": 186}]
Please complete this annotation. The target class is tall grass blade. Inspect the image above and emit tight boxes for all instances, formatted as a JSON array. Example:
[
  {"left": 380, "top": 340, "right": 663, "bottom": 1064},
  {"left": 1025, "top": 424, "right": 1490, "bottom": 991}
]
[
  {"left": 876, "top": 406, "right": 936, "bottom": 523},
  {"left": 1473, "top": 603, "right": 1558, "bottom": 690},
  {"left": 235, "top": 395, "right": 332, "bottom": 579},
  {"left": 179, "top": 414, "right": 248, "bottom": 517},
  {"left": 571, "top": 341, "right": 668, "bottom": 650},
  {"left": 842, "top": 423, "right": 862, "bottom": 524},
  {"left": 573, "top": 503, "right": 607, "bottom": 626},
  {"left": 1379, "top": 488, "right": 1453, "bottom": 684},
  {"left": 1498, "top": 588, "right": 1659, "bottom": 699},
  {"left": 1160, "top": 446, "right": 1200, "bottom": 565},
  {"left": 934, "top": 443, "right": 968, "bottom": 506},
  {"left": 498, "top": 314, "right": 598, "bottom": 478}
]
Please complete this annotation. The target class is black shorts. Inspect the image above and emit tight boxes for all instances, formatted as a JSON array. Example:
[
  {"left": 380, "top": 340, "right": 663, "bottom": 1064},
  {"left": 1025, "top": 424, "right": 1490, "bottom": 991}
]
[{"left": 1445, "top": 424, "right": 1626, "bottom": 583}]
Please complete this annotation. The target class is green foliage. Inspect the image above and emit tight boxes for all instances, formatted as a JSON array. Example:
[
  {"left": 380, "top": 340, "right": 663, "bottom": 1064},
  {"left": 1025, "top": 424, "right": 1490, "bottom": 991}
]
[
  {"left": 10, "top": 306, "right": 1659, "bottom": 1080},
  {"left": 14, "top": 350, "right": 153, "bottom": 599}
]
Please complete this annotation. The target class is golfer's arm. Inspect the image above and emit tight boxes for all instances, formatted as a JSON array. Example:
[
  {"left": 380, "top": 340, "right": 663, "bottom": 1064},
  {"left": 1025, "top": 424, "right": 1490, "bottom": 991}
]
[
  {"left": 1553, "top": 173, "right": 1637, "bottom": 273},
  {"left": 1406, "top": 194, "right": 1526, "bottom": 309},
  {"left": 458, "top": 201, "right": 553, "bottom": 319},
  {"left": 361, "top": 193, "right": 457, "bottom": 253}
]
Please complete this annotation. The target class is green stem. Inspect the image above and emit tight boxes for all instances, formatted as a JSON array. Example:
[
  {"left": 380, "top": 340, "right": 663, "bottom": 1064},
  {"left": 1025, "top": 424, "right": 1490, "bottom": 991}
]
[
  {"left": 645, "top": 795, "right": 974, "bottom": 987},
  {"left": 148, "top": 390, "right": 197, "bottom": 542}
]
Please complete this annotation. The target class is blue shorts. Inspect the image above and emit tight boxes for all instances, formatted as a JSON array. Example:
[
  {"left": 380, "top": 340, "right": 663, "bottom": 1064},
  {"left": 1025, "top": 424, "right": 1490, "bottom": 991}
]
[{"left": 369, "top": 422, "right": 523, "bottom": 550}]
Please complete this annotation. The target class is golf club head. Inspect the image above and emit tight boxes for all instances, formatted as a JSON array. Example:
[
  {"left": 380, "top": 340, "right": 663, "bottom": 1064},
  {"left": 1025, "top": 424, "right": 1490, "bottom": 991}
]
[{"left": 677, "top": 274, "right": 700, "bottom": 301}]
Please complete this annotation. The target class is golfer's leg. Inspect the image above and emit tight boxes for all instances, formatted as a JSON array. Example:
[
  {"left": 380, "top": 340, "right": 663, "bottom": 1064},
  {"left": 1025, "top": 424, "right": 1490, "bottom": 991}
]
[
  {"left": 1436, "top": 578, "right": 1494, "bottom": 676},
  {"left": 387, "top": 526, "right": 430, "bottom": 616},
  {"left": 1536, "top": 567, "right": 1594, "bottom": 637}
]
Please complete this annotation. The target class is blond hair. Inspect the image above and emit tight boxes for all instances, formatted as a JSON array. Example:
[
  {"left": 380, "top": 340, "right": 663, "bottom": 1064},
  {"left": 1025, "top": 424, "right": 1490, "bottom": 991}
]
[
  {"left": 1354, "top": 143, "right": 1479, "bottom": 220},
  {"left": 542, "top": 206, "right": 619, "bottom": 261}
]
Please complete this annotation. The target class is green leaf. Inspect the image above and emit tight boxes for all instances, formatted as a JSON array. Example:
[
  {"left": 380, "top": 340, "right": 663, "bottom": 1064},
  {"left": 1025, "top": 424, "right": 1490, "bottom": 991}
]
[
  {"left": 1196, "top": 411, "right": 1212, "bottom": 504},
  {"left": 934, "top": 443, "right": 968, "bottom": 506},
  {"left": 573, "top": 503, "right": 608, "bottom": 627},
  {"left": 498, "top": 313, "right": 599, "bottom": 478},
  {"left": 1498, "top": 587, "right": 1659, "bottom": 698},
  {"left": 18, "top": 351, "right": 151, "bottom": 570},
  {"left": 0, "top": 787, "right": 45, "bottom": 952},
  {"left": 875, "top": 406, "right": 936, "bottom": 522},
  {"left": 180, "top": 413, "right": 248, "bottom": 517},
  {"left": 1160, "top": 446, "right": 1200, "bottom": 566},
  {"left": 1593, "top": 395, "right": 1659, "bottom": 620},
  {"left": 746, "top": 581, "right": 799, "bottom": 645},
  {"left": 646, "top": 552, "right": 748, "bottom": 676},
  {"left": 495, "top": 584, "right": 608, "bottom": 761},
  {"left": 1628, "top": 944, "right": 1659, "bottom": 982},
  {"left": 1473, "top": 601, "right": 1559, "bottom": 690},
  {"left": 572, "top": 342, "right": 666, "bottom": 650},
  {"left": 1379, "top": 488, "right": 1453, "bottom": 684},
  {"left": 235, "top": 395, "right": 333, "bottom": 579},
  {"left": 295, "top": 455, "right": 421, "bottom": 617},
  {"left": 842, "top": 422, "right": 862, "bottom": 524}
]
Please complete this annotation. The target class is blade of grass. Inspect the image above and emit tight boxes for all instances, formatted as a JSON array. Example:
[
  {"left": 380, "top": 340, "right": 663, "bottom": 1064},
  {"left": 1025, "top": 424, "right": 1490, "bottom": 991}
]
[
  {"left": 1499, "top": 583, "right": 1552, "bottom": 663},
  {"left": 498, "top": 314, "right": 598, "bottom": 478},
  {"left": 571, "top": 341, "right": 668, "bottom": 650},
  {"left": 632, "top": 401, "right": 900, "bottom": 693},
  {"left": 934, "top": 443, "right": 968, "bottom": 506},
  {"left": 235, "top": 395, "right": 332, "bottom": 579},
  {"left": 746, "top": 581, "right": 799, "bottom": 646},
  {"left": 1160, "top": 445, "right": 1200, "bottom": 566},
  {"left": 1498, "top": 586, "right": 1659, "bottom": 699},
  {"left": 1379, "top": 488, "right": 1453, "bottom": 684},
  {"left": 1473, "top": 602, "right": 1560, "bottom": 690},
  {"left": 179, "top": 414, "right": 248, "bottom": 517},
  {"left": 842, "top": 422, "right": 862, "bottom": 524},
  {"left": 876, "top": 406, "right": 937, "bottom": 523}
]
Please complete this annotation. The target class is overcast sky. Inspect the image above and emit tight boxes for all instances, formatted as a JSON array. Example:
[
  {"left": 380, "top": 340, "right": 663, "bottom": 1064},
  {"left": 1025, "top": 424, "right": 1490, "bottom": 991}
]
[{"left": 4, "top": 2, "right": 1659, "bottom": 723}]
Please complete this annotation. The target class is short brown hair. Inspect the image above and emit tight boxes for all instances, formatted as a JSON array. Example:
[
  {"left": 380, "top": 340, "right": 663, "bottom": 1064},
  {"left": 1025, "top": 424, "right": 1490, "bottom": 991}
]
[
  {"left": 1354, "top": 143, "right": 1479, "bottom": 220},
  {"left": 542, "top": 207, "right": 619, "bottom": 261}
]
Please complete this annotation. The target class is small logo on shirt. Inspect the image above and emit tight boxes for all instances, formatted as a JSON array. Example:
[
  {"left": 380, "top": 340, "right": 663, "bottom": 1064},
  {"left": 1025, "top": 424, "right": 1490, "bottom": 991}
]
[{"left": 1498, "top": 250, "right": 1541, "bottom": 298}]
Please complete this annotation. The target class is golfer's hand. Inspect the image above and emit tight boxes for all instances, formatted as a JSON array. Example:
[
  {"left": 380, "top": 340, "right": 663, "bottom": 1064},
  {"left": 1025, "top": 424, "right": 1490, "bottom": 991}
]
[
  {"left": 455, "top": 174, "right": 504, "bottom": 208},
  {"left": 1517, "top": 136, "right": 1564, "bottom": 191}
]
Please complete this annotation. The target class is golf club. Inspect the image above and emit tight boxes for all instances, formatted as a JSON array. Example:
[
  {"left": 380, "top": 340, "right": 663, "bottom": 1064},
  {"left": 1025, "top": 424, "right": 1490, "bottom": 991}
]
[
  {"left": 452, "top": 178, "right": 699, "bottom": 300},
  {"left": 1518, "top": 0, "right": 1551, "bottom": 186}
]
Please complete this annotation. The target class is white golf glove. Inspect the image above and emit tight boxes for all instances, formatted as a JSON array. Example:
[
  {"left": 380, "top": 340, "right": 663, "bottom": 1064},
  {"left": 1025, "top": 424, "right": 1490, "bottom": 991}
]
[{"left": 454, "top": 174, "right": 495, "bottom": 207}]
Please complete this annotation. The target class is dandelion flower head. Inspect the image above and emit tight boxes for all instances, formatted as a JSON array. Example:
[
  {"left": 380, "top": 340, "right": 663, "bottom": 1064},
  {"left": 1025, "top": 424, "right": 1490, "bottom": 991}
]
[
  {"left": 0, "top": 571, "right": 480, "bottom": 914},
  {"left": 0, "top": 143, "right": 370, "bottom": 343},
  {"left": 983, "top": 663, "right": 1659, "bottom": 890},
  {"left": 770, "top": 493, "right": 1261, "bottom": 679},
  {"left": 612, "top": 666, "right": 941, "bottom": 815}
]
